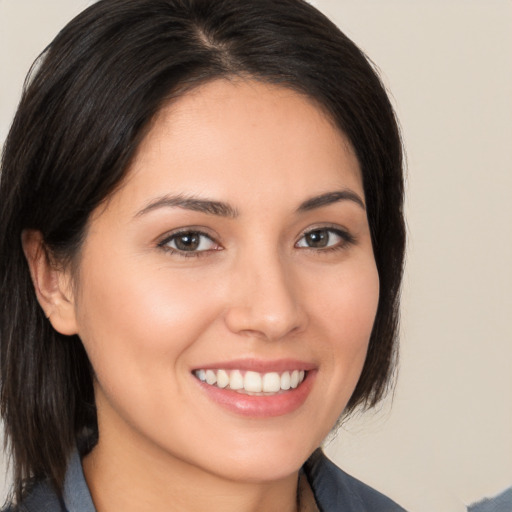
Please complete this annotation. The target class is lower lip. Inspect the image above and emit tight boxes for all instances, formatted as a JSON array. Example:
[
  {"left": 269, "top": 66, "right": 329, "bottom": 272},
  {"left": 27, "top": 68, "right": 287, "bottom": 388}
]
[{"left": 195, "top": 371, "right": 316, "bottom": 418}]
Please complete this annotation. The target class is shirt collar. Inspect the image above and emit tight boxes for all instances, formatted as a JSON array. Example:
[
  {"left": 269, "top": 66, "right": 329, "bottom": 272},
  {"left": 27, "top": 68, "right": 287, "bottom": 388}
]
[{"left": 62, "top": 449, "right": 96, "bottom": 512}]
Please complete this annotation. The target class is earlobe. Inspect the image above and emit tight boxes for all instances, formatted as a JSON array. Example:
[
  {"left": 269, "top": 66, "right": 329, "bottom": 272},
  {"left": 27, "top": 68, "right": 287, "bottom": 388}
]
[{"left": 21, "top": 230, "right": 79, "bottom": 336}]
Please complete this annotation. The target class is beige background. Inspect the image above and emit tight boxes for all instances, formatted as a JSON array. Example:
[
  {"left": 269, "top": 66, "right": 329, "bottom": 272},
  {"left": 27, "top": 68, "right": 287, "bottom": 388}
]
[{"left": 1, "top": 1, "right": 511, "bottom": 511}]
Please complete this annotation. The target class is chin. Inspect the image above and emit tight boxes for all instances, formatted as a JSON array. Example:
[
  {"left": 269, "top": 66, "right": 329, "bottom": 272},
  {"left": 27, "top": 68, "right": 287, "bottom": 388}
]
[{"left": 193, "top": 429, "right": 322, "bottom": 483}]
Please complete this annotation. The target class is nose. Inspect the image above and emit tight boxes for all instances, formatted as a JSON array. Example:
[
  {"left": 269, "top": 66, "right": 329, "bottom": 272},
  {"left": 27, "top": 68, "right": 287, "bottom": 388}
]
[{"left": 223, "top": 251, "right": 306, "bottom": 342}]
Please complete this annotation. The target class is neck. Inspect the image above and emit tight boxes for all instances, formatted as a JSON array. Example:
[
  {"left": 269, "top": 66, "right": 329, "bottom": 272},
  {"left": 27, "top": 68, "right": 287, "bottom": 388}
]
[{"left": 83, "top": 431, "right": 299, "bottom": 512}]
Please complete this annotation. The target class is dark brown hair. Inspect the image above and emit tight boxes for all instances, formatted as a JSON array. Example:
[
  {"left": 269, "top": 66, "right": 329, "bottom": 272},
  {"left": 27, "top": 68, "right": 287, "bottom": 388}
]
[{"left": 0, "top": 0, "right": 405, "bottom": 502}]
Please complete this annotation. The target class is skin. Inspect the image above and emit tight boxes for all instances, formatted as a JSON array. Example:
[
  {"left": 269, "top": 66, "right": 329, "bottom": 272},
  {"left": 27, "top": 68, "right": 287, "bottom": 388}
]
[{"left": 25, "top": 79, "right": 379, "bottom": 512}]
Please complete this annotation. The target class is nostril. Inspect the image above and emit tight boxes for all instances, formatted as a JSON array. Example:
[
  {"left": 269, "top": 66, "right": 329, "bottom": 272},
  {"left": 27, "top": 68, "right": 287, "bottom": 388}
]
[{"left": 224, "top": 307, "right": 304, "bottom": 342}]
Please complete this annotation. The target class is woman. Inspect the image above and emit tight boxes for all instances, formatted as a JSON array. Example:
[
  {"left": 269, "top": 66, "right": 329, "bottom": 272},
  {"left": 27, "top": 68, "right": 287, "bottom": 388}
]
[{"left": 0, "top": 0, "right": 406, "bottom": 510}]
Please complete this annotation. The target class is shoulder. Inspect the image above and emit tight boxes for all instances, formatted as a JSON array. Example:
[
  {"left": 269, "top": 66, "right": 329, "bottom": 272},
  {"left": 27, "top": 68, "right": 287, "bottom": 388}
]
[
  {"left": 2, "top": 449, "right": 95, "bottom": 512},
  {"left": 468, "top": 487, "right": 512, "bottom": 512},
  {"left": 1, "top": 481, "right": 64, "bottom": 512},
  {"left": 303, "top": 449, "right": 407, "bottom": 512}
]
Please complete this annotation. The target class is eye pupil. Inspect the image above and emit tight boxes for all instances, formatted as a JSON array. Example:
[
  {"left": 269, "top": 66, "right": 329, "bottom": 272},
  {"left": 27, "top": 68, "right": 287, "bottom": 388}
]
[
  {"left": 305, "top": 229, "right": 328, "bottom": 248},
  {"left": 175, "top": 233, "right": 200, "bottom": 251}
]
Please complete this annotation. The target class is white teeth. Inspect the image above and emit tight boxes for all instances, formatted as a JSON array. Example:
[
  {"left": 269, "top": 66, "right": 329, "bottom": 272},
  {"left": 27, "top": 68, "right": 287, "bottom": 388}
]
[
  {"left": 216, "top": 369, "right": 229, "bottom": 388},
  {"left": 230, "top": 370, "right": 244, "bottom": 390},
  {"left": 194, "top": 368, "right": 307, "bottom": 394},
  {"left": 262, "top": 372, "right": 281, "bottom": 393},
  {"left": 244, "top": 371, "right": 262, "bottom": 392},
  {"left": 281, "top": 371, "right": 291, "bottom": 390},
  {"left": 205, "top": 369, "right": 217, "bottom": 385}
]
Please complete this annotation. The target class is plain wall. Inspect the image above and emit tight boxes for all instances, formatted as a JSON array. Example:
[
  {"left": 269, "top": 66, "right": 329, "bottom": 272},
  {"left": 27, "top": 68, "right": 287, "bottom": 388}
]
[{"left": 1, "top": 1, "right": 511, "bottom": 511}]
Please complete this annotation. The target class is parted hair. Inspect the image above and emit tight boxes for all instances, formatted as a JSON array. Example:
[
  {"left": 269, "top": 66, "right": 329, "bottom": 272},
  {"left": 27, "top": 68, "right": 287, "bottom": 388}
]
[{"left": 0, "top": 0, "right": 405, "bottom": 502}]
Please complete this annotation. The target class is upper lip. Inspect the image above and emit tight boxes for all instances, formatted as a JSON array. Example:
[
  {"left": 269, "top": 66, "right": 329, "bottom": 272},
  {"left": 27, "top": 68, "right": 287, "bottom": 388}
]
[{"left": 191, "top": 358, "right": 316, "bottom": 374}]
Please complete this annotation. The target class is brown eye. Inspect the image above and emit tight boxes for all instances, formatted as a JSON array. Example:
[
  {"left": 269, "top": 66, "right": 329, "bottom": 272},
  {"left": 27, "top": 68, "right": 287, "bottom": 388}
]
[
  {"left": 303, "top": 229, "right": 330, "bottom": 248},
  {"left": 161, "top": 231, "right": 217, "bottom": 253},
  {"left": 174, "top": 232, "right": 201, "bottom": 251},
  {"left": 296, "top": 228, "right": 353, "bottom": 250}
]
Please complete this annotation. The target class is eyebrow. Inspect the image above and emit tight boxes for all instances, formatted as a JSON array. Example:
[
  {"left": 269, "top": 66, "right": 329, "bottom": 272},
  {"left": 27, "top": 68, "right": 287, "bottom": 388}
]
[
  {"left": 135, "top": 194, "right": 239, "bottom": 218},
  {"left": 297, "top": 190, "right": 366, "bottom": 212},
  {"left": 135, "top": 189, "right": 365, "bottom": 219}
]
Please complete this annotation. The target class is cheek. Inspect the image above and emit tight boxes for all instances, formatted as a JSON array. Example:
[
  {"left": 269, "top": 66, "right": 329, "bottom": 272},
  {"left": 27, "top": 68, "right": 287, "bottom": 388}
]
[
  {"left": 311, "top": 256, "right": 379, "bottom": 343},
  {"left": 73, "top": 254, "right": 224, "bottom": 377},
  {"left": 308, "top": 256, "right": 380, "bottom": 390}
]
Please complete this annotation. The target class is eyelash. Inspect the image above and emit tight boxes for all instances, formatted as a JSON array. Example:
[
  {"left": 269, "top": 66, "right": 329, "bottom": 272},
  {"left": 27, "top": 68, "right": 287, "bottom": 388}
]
[
  {"left": 295, "top": 226, "right": 356, "bottom": 253},
  {"left": 157, "top": 229, "right": 220, "bottom": 258},
  {"left": 157, "top": 226, "right": 356, "bottom": 258}
]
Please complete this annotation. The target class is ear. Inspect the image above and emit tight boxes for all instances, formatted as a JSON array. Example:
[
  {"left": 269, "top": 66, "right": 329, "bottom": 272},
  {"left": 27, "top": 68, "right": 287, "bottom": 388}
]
[{"left": 21, "top": 230, "right": 79, "bottom": 336}]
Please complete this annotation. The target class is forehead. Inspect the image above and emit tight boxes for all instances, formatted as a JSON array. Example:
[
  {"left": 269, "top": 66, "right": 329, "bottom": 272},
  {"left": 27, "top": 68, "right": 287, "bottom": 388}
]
[{"left": 109, "top": 79, "right": 363, "bottom": 216}]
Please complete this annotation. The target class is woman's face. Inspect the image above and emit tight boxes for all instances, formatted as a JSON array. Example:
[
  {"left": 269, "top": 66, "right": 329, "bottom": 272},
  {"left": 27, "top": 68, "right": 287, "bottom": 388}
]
[{"left": 68, "top": 79, "right": 379, "bottom": 482}]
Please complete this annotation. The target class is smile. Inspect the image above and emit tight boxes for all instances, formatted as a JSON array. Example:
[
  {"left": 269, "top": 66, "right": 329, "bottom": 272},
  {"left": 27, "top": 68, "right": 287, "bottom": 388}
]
[{"left": 193, "top": 369, "right": 306, "bottom": 394}]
